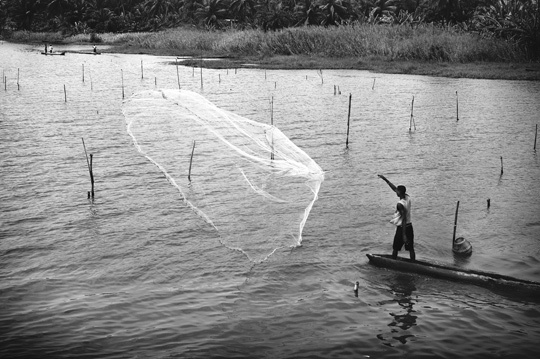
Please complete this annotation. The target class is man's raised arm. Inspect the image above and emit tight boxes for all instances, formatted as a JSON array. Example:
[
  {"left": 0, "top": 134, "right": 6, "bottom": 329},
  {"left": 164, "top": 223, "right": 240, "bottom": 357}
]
[{"left": 378, "top": 174, "right": 397, "bottom": 193}]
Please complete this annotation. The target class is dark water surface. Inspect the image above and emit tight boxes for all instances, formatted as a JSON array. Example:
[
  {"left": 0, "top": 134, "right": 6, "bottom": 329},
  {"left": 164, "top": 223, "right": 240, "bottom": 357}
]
[{"left": 1, "top": 42, "right": 540, "bottom": 358}]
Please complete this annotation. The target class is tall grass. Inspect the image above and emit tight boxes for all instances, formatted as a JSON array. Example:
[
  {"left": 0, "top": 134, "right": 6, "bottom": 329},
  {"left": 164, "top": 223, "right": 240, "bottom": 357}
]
[
  {"left": 8, "top": 30, "right": 65, "bottom": 44},
  {"left": 7, "top": 23, "right": 527, "bottom": 62},
  {"left": 232, "top": 25, "right": 525, "bottom": 62}
]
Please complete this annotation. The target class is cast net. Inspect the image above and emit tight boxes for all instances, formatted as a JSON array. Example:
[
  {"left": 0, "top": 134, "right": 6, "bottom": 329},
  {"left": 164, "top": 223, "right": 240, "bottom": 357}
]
[{"left": 123, "top": 89, "right": 324, "bottom": 262}]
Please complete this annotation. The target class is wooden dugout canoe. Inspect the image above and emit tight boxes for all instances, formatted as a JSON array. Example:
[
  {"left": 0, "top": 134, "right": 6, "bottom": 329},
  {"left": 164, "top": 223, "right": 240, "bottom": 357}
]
[
  {"left": 41, "top": 51, "right": 66, "bottom": 56},
  {"left": 366, "top": 253, "right": 540, "bottom": 291},
  {"left": 74, "top": 51, "right": 101, "bottom": 55}
]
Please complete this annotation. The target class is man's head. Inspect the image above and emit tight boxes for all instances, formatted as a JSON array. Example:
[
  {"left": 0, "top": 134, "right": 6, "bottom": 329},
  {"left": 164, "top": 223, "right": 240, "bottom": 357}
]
[{"left": 396, "top": 185, "right": 407, "bottom": 198}]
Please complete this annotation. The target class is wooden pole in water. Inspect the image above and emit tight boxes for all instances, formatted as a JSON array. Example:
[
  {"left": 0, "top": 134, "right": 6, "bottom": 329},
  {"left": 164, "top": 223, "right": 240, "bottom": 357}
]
[
  {"left": 89, "top": 154, "right": 94, "bottom": 198},
  {"left": 409, "top": 96, "right": 415, "bottom": 132},
  {"left": 271, "top": 96, "right": 274, "bottom": 160},
  {"left": 141, "top": 60, "right": 144, "bottom": 79},
  {"left": 17, "top": 68, "right": 20, "bottom": 90},
  {"left": 372, "top": 78, "right": 376, "bottom": 90},
  {"left": 452, "top": 200, "right": 460, "bottom": 243},
  {"left": 346, "top": 93, "right": 352, "bottom": 148},
  {"left": 176, "top": 58, "right": 180, "bottom": 90},
  {"left": 121, "top": 69, "right": 124, "bottom": 99},
  {"left": 500, "top": 156, "right": 504, "bottom": 175},
  {"left": 82, "top": 64, "right": 85, "bottom": 82},
  {"left": 64, "top": 84, "right": 67, "bottom": 102},
  {"left": 270, "top": 96, "right": 274, "bottom": 126},
  {"left": 456, "top": 91, "right": 459, "bottom": 121},
  {"left": 82, "top": 138, "right": 94, "bottom": 198},
  {"left": 534, "top": 124, "right": 537, "bottom": 150},
  {"left": 188, "top": 140, "right": 196, "bottom": 182},
  {"left": 200, "top": 56, "right": 203, "bottom": 89}
]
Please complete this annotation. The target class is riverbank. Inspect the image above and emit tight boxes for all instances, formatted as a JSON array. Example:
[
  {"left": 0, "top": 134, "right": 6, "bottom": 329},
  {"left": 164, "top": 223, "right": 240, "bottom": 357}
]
[
  {"left": 108, "top": 44, "right": 540, "bottom": 81},
  {"left": 5, "top": 25, "right": 540, "bottom": 81}
]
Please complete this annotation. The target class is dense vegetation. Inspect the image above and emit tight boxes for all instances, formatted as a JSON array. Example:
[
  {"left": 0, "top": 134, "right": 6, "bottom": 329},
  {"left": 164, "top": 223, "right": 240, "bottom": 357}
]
[{"left": 1, "top": 0, "right": 539, "bottom": 59}]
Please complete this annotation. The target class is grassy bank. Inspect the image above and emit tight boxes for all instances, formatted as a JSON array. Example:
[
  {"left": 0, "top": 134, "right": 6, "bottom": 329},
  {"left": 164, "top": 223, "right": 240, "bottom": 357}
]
[{"left": 5, "top": 25, "right": 540, "bottom": 80}]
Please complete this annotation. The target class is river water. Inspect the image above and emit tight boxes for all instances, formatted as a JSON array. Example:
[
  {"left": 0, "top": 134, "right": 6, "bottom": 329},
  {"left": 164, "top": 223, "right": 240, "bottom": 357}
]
[{"left": 1, "top": 42, "right": 540, "bottom": 358}]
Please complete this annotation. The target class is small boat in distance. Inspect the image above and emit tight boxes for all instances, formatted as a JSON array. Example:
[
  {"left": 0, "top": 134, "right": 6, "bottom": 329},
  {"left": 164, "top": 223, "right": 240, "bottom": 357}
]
[
  {"left": 66, "top": 50, "right": 101, "bottom": 55},
  {"left": 41, "top": 51, "right": 66, "bottom": 56},
  {"left": 78, "top": 51, "right": 101, "bottom": 55},
  {"left": 366, "top": 253, "right": 540, "bottom": 291}
]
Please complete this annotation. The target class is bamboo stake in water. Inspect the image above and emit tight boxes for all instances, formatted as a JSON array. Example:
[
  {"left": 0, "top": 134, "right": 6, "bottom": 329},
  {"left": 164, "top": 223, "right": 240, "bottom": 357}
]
[
  {"left": 188, "top": 140, "right": 196, "bottom": 182},
  {"left": 500, "top": 156, "right": 504, "bottom": 175},
  {"left": 82, "top": 64, "right": 85, "bottom": 82},
  {"left": 372, "top": 78, "right": 376, "bottom": 90},
  {"left": 82, "top": 138, "right": 94, "bottom": 198},
  {"left": 89, "top": 154, "right": 94, "bottom": 198},
  {"left": 534, "top": 124, "right": 537, "bottom": 150},
  {"left": 271, "top": 96, "right": 274, "bottom": 160},
  {"left": 346, "top": 93, "right": 352, "bottom": 148},
  {"left": 456, "top": 91, "right": 459, "bottom": 121},
  {"left": 176, "top": 58, "right": 180, "bottom": 90},
  {"left": 141, "top": 60, "right": 144, "bottom": 79},
  {"left": 409, "top": 96, "right": 416, "bottom": 132},
  {"left": 121, "top": 69, "right": 125, "bottom": 99},
  {"left": 200, "top": 56, "right": 203, "bottom": 89},
  {"left": 452, "top": 201, "right": 460, "bottom": 243},
  {"left": 17, "top": 68, "right": 20, "bottom": 90},
  {"left": 64, "top": 84, "right": 67, "bottom": 102},
  {"left": 271, "top": 96, "right": 274, "bottom": 126}
]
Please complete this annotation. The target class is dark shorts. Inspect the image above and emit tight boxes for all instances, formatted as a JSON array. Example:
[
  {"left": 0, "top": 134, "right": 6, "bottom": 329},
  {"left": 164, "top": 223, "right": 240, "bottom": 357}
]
[{"left": 393, "top": 223, "right": 414, "bottom": 251}]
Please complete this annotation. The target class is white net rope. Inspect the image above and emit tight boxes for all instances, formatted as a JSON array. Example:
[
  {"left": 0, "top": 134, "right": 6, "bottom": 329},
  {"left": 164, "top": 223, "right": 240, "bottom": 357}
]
[{"left": 123, "top": 89, "right": 324, "bottom": 262}]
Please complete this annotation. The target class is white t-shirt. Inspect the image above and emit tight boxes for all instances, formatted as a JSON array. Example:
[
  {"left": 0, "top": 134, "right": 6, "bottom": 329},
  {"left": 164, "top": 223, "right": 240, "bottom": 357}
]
[{"left": 398, "top": 195, "right": 412, "bottom": 224}]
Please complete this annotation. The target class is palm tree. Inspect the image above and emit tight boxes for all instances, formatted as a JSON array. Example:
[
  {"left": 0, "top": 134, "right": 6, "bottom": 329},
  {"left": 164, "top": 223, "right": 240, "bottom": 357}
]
[
  {"left": 144, "top": 0, "right": 171, "bottom": 17},
  {"left": 229, "top": 0, "right": 256, "bottom": 24},
  {"left": 7, "top": 0, "right": 45, "bottom": 30},
  {"left": 293, "top": 0, "right": 322, "bottom": 25},
  {"left": 256, "top": 0, "right": 294, "bottom": 30},
  {"left": 318, "top": 0, "right": 349, "bottom": 26},
  {"left": 195, "top": 0, "right": 228, "bottom": 28},
  {"left": 364, "top": 0, "right": 397, "bottom": 18},
  {"left": 181, "top": 0, "right": 199, "bottom": 23}
]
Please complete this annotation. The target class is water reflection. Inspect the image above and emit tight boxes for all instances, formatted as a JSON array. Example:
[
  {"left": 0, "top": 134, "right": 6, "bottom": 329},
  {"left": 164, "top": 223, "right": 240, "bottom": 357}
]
[
  {"left": 453, "top": 252, "right": 472, "bottom": 267},
  {"left": 377, "top": 274, "right": 418, "bottom": 347}
]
